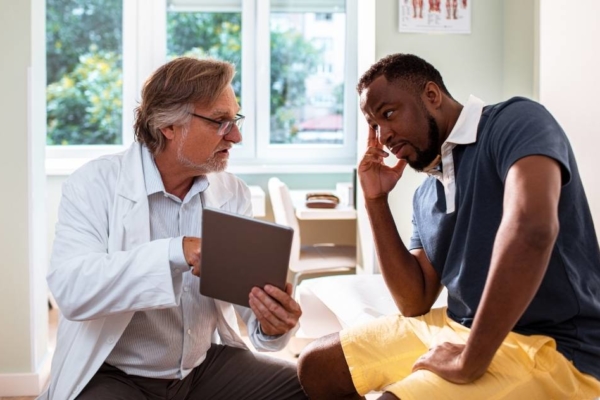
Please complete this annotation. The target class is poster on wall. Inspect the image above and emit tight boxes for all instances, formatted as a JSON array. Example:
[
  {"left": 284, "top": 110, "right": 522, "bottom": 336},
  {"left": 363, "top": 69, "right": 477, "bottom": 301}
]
[{"left": 399, "top": 0, "right": 471, "bottom": 34}]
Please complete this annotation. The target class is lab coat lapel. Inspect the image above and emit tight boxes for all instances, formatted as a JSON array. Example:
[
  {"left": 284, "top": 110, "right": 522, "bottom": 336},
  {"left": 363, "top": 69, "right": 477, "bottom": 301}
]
[{"left": 113, "top": 143, "right": 150, "bottom": 250}]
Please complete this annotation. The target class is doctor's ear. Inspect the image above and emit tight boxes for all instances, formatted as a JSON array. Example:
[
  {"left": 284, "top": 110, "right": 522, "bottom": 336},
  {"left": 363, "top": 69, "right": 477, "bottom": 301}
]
[{"left": 159, "top": 125, "right": 176, "bottom": 140}]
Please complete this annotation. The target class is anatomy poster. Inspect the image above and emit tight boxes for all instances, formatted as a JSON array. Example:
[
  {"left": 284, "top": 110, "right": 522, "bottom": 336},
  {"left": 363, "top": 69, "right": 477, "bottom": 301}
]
[{"left": 399, "top": 0, "right": 471, "bottom": 34}]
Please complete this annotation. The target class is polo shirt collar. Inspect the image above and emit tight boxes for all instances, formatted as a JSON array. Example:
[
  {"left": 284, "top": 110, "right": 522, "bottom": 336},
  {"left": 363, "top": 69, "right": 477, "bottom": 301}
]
[
  {"left": 427, "top": 95, "right": 485, "bottom": 214},
  {"left": 445, "top": 95, "right": 485, "bottom": 146}
]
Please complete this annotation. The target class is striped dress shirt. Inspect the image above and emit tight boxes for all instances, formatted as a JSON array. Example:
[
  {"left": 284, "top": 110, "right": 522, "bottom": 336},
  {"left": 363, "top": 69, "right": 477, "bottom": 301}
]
[{"left": 105, "top": 146, "right": 250, "bottom": 379}]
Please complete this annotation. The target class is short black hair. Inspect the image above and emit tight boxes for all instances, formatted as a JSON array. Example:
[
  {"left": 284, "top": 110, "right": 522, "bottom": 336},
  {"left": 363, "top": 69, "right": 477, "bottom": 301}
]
[{"left": 357, "top": 53, "right": 452, "bottom": 98}]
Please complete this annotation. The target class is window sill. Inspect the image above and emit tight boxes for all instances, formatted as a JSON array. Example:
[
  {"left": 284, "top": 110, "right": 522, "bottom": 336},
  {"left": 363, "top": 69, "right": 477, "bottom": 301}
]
[
  {"left": 46, "top": 158, "right": 93, "bottom": 176},
  {"left": 46, "top": 157, "right": 356, "bottom": 176},
  {"left": 228, "top": 164, "right": 356, "bottom": 174}
]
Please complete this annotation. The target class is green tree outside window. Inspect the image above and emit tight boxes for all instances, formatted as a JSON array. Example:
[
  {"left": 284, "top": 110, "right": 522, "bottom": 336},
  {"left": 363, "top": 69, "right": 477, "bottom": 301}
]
[{"left": 47, "top": 2, "right": 325, "bottom": 146}]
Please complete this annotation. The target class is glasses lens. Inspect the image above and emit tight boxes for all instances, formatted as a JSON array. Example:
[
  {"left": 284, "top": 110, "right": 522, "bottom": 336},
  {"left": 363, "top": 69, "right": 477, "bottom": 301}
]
[
  {"left": 217, "top": 116, "right": 245, "bottom": 136},
  {"left": 235, "top": 116, "right": 244, "bottom": 131},
  {"left": 218, "top": 121, "right": 231, "bottom": 136}
]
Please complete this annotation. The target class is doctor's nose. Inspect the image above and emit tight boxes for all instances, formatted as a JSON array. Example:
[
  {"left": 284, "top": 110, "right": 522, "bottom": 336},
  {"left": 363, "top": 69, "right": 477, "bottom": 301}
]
[{"left": 223, "top": 124, "right": 243, "bottom": 144}]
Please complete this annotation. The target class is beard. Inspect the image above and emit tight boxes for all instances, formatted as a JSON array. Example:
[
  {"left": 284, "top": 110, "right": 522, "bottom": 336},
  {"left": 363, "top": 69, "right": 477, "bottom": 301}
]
[
  {"left": 407, "top": 113, "right": 441, "bottom": 172},
  {"left": 176, "top": 132, "right": 228, "bottom": 174}
]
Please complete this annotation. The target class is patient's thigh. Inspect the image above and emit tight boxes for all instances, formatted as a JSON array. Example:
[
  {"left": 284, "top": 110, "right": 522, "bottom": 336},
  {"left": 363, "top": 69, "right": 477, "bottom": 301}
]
[{"left": 339, "top": 312, "right": 436, "bottom": 395}]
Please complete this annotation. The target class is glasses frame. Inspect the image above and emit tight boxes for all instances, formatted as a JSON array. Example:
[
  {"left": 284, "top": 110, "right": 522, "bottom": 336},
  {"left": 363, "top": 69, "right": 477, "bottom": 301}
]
[{"left": 189, "top": 112, "right": 245, "bottom": 136}]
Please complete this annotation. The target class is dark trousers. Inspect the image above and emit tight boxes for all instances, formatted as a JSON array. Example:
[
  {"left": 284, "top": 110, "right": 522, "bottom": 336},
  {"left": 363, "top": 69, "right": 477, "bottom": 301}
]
[{"left": 76, "top": 344, "right": 308, "bottom": 400}]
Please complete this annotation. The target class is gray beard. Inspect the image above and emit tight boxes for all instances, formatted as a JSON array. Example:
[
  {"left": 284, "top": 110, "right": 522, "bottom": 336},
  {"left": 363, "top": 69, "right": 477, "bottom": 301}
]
[{"left": 176, "top": 134, "right": 227, "bottom": 174}]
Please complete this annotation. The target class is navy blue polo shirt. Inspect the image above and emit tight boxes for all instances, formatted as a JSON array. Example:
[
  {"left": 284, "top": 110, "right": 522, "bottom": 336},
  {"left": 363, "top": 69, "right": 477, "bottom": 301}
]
[{"left": 409, "top": 97, "right": 600, "bottom": 379}]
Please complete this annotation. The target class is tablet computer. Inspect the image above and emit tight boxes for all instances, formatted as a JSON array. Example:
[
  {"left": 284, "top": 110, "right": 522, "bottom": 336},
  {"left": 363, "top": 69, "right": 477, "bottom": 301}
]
[{"left": 200, "top": 206, "right": 293, "bottom": 307}]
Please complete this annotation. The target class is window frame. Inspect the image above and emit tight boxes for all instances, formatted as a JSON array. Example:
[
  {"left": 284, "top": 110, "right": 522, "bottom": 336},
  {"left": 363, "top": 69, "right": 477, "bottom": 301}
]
[
  {"left": 254, "top": 0, "right": 357, "bottom": 164},
  {"left": 45, "top": 0, "right": 358, "bottom": 172}
]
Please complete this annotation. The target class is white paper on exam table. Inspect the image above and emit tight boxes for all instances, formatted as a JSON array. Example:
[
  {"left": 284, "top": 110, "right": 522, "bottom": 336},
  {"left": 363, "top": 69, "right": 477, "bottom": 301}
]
[{"left": 296, "top": 274, "right": 448, "bottom": 337}]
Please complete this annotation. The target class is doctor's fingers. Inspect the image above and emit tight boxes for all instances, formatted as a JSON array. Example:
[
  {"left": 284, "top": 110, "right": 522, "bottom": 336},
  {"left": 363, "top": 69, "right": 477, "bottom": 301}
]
[
  {"left": 249, "top": 299, "right": 295, "bottom": 335},
  {"left": 191, "top": 261, "right": 202, "bottom": 277},
  {"left": 182, "top": 236, "right": 202, "bottom": 267},
  {"left": 249, "top": 290, "right": 299, "bottom": 329},
  {"left": 263, "top": 284, "right": 302, "bottom": 316}
]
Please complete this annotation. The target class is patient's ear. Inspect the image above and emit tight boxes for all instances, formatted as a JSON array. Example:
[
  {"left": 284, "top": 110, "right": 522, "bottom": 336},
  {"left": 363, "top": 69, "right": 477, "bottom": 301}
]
[
  {"left": 422, "top": 82, "right": 443, "bottom": 109},
  {"left": 160, "top": 125, "right": 175, "bottom": 140}
]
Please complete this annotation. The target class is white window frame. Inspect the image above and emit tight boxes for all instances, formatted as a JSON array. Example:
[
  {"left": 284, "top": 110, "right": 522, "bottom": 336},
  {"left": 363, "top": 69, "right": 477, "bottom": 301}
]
[
  {"left": 46, "top": 0, "right": 358, "bottom": 173},
  {"left": 255, "top": 0, "right": 357, "bottom": 165},
  {"left": 46, "top": 0, "right": 166, "bottom": 171}
]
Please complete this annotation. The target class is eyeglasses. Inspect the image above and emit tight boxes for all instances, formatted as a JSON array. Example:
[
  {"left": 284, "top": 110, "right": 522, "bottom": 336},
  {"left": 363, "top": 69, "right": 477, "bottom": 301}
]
[{"left": 189, "top": 112, "right": 245, "bottom": 136}]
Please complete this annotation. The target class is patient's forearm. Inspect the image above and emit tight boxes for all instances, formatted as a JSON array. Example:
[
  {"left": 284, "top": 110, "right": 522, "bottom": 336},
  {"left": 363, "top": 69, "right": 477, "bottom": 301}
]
[{"left": 365, "top": 198, "right": 435, "bottom": 316}]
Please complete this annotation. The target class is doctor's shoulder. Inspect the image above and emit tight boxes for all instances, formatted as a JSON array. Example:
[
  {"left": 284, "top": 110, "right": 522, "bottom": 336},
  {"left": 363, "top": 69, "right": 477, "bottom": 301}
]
[{"left": 62, "top": 152, "right": 124, "bottom": 198}]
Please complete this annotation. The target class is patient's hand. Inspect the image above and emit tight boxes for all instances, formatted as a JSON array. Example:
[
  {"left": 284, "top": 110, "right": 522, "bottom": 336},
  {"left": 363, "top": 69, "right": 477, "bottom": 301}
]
[
  {"left": 249, "top": 283, "right": 302, "bottom": 336},
  {"left": 411, "top": 342, "right": 488, "bottom": 384}
]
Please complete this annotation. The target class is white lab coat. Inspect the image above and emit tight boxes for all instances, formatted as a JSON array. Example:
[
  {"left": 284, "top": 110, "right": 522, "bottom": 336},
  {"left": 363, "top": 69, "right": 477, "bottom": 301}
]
[{"left": 40, "top": 143, "right": 289, "bottom": 400}]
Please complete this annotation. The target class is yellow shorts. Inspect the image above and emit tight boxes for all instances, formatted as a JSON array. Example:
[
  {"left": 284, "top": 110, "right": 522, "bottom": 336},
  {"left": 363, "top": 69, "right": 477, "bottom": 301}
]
[{"left": 340, "top": 308, "right": 600, "bottom": 400}]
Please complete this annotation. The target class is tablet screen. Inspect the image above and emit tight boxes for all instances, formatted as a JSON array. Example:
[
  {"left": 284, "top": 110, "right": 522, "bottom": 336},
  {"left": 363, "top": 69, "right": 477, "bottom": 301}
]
[{"left": 200, "top": 207, "right": 293, "bottom": 307}]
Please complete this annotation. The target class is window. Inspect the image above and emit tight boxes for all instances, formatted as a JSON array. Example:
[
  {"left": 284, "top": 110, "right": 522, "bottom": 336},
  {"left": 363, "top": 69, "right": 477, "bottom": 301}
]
[
  {"left": 315, "top": 13, "right": 333, "bottom": 21},
  {"left": 46, "top": 0, "right": 357, "bottom": 167},
  {"left": 166, "top": 6, "right": 242, "bottom": 100},
  {"left": 46, "top": 0, "right": 123, "bottom": 147}
]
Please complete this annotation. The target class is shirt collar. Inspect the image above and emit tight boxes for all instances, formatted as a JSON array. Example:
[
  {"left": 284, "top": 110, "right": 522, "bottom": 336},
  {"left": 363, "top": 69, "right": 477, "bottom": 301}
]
[
  {"left": 141, "top": 145, "right": 209, "bottom": 201},
  {"left": 424, "top": 95, "right": 485, "bottom": 214},
  {"left": 444, "top": 95, "right": 485, "bottom": 146}
]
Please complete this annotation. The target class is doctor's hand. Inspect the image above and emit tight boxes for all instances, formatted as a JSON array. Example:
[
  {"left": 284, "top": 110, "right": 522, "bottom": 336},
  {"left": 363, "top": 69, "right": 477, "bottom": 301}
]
[
  {"left": 183, "top": 236, "right": 202, "bottom": 277},
  {"left": 249, "top": 283, "right": 302, "bottom": 336},
  {"left": 359, "top": 126, "right": 408, "bottom": 201}
]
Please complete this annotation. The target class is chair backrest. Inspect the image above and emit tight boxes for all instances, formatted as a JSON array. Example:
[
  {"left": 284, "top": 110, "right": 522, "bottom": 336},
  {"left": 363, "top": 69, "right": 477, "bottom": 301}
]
[{"left": 268, "top": 177, "right": 301, "bottom": 265}]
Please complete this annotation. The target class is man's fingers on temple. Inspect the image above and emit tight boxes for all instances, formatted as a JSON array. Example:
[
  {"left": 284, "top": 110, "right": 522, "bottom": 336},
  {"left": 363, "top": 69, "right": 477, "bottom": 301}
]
[{"left": 367, "top": 127, "right": 377, "bottom": 145}]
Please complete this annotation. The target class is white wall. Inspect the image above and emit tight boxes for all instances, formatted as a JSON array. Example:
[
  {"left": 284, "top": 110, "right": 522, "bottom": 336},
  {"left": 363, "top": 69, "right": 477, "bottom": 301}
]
[
  {"left": 503, "top": 0, "right": 539, "bottom": 100},
  {"left": 0, "top": 0, "right": 51, "bottom": 395},
  {"left": 539, "top": 0, "right": 600, "bottom": 237}
]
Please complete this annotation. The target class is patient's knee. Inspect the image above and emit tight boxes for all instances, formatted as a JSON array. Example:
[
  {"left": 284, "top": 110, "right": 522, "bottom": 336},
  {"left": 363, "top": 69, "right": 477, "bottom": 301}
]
[
  {"left": 298, "top": 334, "right": 403, "bottom": 400},
  {"left": 298, "top": 333, "right": 352, "bottom": 392},
  {"left": 297, "top": 336, "right": 331, "bottom": 381}
]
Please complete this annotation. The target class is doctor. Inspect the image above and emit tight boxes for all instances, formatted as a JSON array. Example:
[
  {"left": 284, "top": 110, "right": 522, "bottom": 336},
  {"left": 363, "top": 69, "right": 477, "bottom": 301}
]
[{"left": 42, "top": 57, "right": 306, "bottom": 400}]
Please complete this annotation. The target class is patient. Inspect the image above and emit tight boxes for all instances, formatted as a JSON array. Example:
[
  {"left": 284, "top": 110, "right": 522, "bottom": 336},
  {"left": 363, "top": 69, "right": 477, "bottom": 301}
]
[
  {"left": 298, "top": 53, "right": 600, "bottom": 399},
  {"left": 41, "top": 57, "right": 307, "bottom": 400}
]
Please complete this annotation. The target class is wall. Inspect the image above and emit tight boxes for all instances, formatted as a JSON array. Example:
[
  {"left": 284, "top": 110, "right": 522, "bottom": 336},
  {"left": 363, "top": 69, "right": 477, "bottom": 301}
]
[
  {"left": 0, "top": 0, "right": 51, "bottom": 395},
  {"left": 503, "top": 0, "right": 539, "bottom": 100},
  {"left": 538, "top": 0, "right": 600, "bottom": 237}
]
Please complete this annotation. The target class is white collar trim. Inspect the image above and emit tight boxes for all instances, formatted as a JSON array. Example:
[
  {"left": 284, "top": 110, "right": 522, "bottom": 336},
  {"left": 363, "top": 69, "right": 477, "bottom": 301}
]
[{"left": 428, "top": 95, "right": 485, "bottom": 214}]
